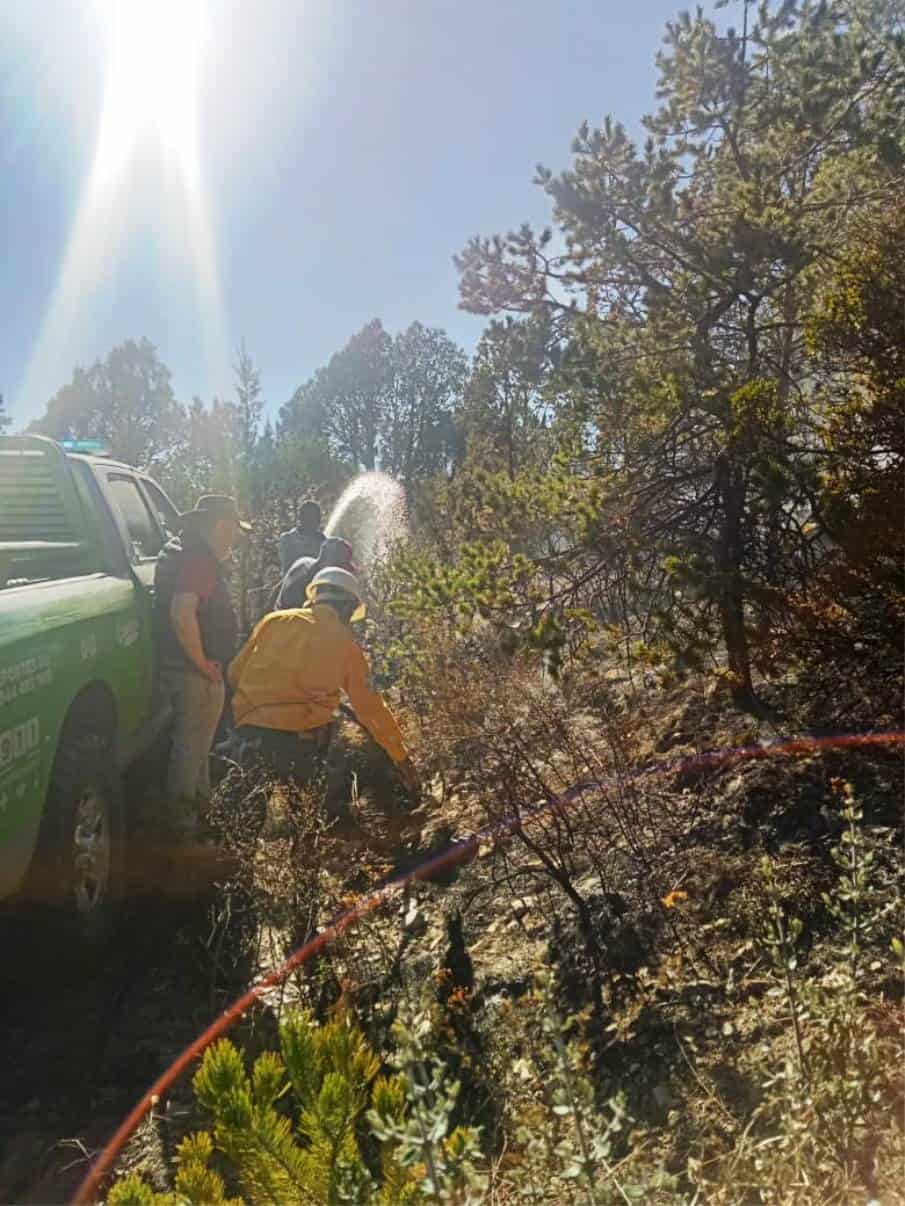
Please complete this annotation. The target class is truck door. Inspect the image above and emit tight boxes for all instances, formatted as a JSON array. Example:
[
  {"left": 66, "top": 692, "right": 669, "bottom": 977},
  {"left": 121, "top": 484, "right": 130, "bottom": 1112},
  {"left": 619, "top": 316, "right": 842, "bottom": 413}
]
[{"left": 99, "top": 471, "right": 166, "bottom": 717}]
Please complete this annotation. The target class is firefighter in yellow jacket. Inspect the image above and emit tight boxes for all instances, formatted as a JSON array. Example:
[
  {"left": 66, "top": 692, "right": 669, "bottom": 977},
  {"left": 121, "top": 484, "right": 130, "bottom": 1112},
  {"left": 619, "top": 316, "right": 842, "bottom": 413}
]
[{"left": 228, "top": 568, "right": 420, "bottom": 796}]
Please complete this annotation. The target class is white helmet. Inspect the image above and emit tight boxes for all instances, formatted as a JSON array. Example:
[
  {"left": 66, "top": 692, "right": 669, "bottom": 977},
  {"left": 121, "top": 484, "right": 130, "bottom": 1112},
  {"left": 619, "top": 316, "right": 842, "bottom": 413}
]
[{"left": 307, "top": 567, "right": 366, "bottom": 622}]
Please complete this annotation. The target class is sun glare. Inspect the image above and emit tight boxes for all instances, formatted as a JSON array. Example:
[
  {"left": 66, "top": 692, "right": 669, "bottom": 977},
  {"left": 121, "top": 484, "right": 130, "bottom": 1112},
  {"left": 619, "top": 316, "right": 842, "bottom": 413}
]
[
  {"left": 17, "top": 0, "right": 228, "bottom": 422},
  {"left": 95, "top": 0, "right": 208, "bottom": 184}
]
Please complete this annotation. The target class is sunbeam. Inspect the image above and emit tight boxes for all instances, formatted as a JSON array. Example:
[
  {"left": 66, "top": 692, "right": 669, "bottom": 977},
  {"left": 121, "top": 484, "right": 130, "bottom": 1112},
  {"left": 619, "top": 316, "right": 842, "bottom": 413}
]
[{"left": 17, "top": 0, "right": 227, "bottom": 422}]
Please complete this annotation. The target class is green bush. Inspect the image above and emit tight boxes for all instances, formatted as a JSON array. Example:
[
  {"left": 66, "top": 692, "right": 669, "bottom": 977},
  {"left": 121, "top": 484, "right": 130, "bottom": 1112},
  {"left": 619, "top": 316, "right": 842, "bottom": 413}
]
[{"left": 107, "top": 1008, "right": 483, "bottom": 1205}]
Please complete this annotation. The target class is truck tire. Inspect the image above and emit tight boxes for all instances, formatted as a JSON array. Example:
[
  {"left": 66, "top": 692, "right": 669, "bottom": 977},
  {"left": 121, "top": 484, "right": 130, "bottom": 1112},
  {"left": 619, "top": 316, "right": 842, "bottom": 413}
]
[{"left": 26, "top": 730, "right": 125, "bottom": 957}]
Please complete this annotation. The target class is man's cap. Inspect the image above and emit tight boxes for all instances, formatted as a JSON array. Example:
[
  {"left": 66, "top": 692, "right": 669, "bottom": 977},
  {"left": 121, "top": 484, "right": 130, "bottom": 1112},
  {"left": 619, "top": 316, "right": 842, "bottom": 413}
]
[
  {"left": 179, "top": 494, "right": 251, "bottom": 532},
  {"left": 318, "top": 537, "right": 357, "bottom": 574}
]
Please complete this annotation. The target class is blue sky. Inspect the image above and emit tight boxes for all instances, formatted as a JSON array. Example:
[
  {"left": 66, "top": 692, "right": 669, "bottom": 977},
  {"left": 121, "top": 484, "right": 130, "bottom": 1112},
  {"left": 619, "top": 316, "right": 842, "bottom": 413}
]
[{"left": 3, "top": 0, "right": 687, "bottom": 430}]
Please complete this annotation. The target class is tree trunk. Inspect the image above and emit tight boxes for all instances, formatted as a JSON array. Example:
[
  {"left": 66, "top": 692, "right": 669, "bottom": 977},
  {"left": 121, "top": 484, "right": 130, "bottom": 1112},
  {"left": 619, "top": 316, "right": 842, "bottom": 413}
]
[
  {"left": 238, "top": 546, "right": 250, "bottom": 637},
  {"left": 714, "top": 452, "right": 761, "bottom": 713},
  {"left": 504, "top": 380, "right": 515, "bottom": 481}
]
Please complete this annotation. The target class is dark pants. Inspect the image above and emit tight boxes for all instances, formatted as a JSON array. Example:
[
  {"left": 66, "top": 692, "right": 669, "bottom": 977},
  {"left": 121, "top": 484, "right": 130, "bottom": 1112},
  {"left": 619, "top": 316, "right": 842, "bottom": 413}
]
[{"left": 234, "top": 725, "right": 330, "bottom": 785}]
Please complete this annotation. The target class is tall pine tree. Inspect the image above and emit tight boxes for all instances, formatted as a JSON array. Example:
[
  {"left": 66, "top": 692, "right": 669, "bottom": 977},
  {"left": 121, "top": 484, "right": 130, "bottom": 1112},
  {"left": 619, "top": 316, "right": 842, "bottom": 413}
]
[
  {"left": 454, "top": 0, "right": 903, "bottom": 708},
  {"left": 280, "top": 320, "right": 391, "bottom": 472},
  {"left": 382, "top": 322, "right": 467, "bottom": 488}
]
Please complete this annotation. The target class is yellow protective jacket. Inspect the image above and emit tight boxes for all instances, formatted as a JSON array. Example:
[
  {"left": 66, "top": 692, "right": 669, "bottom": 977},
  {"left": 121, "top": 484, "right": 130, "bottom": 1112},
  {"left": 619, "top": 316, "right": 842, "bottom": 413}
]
[{"left": 228, "top": 604, "right": 408, "bottom": 764}]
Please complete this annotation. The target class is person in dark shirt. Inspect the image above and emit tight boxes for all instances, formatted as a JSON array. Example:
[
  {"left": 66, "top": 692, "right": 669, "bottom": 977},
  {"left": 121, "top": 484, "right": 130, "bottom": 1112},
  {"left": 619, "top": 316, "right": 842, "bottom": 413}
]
[
  {"left": 154, "top": 495, "right": 248, "bottom": 824},
  {"left": 277, "top": 499, "right": 326, "bottom": 573},
  {"left": 275, "top": 537, "right": 356, "bottom": 610}
]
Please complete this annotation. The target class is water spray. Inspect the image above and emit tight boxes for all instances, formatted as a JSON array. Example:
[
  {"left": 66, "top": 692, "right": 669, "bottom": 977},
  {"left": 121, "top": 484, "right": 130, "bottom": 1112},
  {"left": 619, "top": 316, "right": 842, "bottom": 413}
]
[{"left": 324, "top": 471, "right": 407, "bottom": 570}]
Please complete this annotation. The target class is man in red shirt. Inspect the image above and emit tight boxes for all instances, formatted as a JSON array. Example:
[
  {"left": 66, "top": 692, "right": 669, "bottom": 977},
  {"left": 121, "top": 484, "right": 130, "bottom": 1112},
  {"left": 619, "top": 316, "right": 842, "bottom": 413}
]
[{"left": 154, "top": 495, "right": 248, "bottom": 828}]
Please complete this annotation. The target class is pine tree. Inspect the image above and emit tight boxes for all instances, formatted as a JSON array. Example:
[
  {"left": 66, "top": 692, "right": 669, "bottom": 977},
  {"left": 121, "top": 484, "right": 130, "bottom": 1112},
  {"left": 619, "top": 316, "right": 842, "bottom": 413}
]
[
  {"left": 234, "top": 340, "right": 263, "bottom": 474},
  {"left": 280, "top": 320, "right": 392, "bottom": 472},
  {"left": 462, "top": 318, "right": 553, "bottom": 480},
  {"left": 453, "top": 0, "right": 903, "bottom": 708},
  {"left": 382, "top": 323, "right": 467, "bottom": 488},
  {"left": 279, "top": 320, "right": 469, "bottom": 488},
  {"left": 105, "top": 1009, "right": 483, "bottom": 1205}
]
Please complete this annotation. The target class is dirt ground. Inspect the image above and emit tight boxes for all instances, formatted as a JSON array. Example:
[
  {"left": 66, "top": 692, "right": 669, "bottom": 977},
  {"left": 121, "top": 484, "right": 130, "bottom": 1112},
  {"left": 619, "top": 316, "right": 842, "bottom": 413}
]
[{"left": 0, "top": 838, "right": 240, "bottom": 1205}]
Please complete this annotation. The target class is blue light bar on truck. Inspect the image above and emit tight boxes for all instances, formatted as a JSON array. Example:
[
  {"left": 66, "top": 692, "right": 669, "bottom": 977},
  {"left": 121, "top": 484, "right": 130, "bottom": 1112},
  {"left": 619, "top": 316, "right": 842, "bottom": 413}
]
[{"left": 59, "top": 439, "right": 110, "bottom": 455}]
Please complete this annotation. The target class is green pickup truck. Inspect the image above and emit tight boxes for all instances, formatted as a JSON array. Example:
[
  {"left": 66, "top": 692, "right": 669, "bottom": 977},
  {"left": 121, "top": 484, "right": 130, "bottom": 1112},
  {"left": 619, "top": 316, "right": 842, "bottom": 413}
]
[{"left": 0, "top": 435, "right": 180, "bottom": 945}]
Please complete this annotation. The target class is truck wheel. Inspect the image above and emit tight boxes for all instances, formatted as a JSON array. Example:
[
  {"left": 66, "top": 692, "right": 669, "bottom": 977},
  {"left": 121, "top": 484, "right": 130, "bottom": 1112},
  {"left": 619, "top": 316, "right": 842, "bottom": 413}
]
[{"left": 27, "top": 731, "right": 125, "bottom": 955}]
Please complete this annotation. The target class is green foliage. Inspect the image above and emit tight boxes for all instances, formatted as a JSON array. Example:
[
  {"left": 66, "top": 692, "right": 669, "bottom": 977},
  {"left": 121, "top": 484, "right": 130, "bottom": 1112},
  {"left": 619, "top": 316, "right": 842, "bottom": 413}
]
[
  {"left": 531, "top": 970, "right": 639, "bottom": 1202},
  {"left": 233, "top": 341, "right": 264, "bottom": 478},
  {"left": 806, "top": 199, "right": 905, "bottom": 554},
  {"left": 448, "top": 0, "right": 903, "bottom": 707},
  {"left": 462, "top": 317, "right": 557, "bottom": 478},
  {"left": 107, "top": 1009, "right": 483, "bottom": 1205},
  {"left": 279, "top": 319, "right": 467, "bottom": 481},
  {"left": 107, "top": 1130, "right": 240, "bottom": 1205},
  {"left": 489, "top": 971, "right": 676, "bottom": 1202},
  {"left": 719, "top": 786, "right": 904, "bottom": 1200},
  {"left": 29, "top": 338, "right": 180, "bottom": 467},
  {"left": 383, "top": 322, "right": 468, "bottom": 487},
  {"left": 191, "top": 1013, "right": 383, "bottom": 1203},
  {"left": 107, "top": 1174, "right": 172, "bottom": 1206},
  {"left": 281, "top": 318, "right": 392, "bottom": 472},
  {"left": 368, "top": 1004, "right": 486, "bottom": 1203}
]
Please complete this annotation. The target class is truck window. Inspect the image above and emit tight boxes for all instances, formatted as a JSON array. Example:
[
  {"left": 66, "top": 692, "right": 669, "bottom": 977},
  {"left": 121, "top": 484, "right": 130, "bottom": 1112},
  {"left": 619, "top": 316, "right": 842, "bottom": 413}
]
[
  {"left": 0, "top": 445, "right": 75, "bottom": 542},
  {"left": 69, "top": 460, "right": 129, "bottom": 577},
  {"left": 140, "top": 478, "right": 179, "bottom": 543},
  {"left": 106, "top": 474, "right": 164, "bottom": 562}
]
